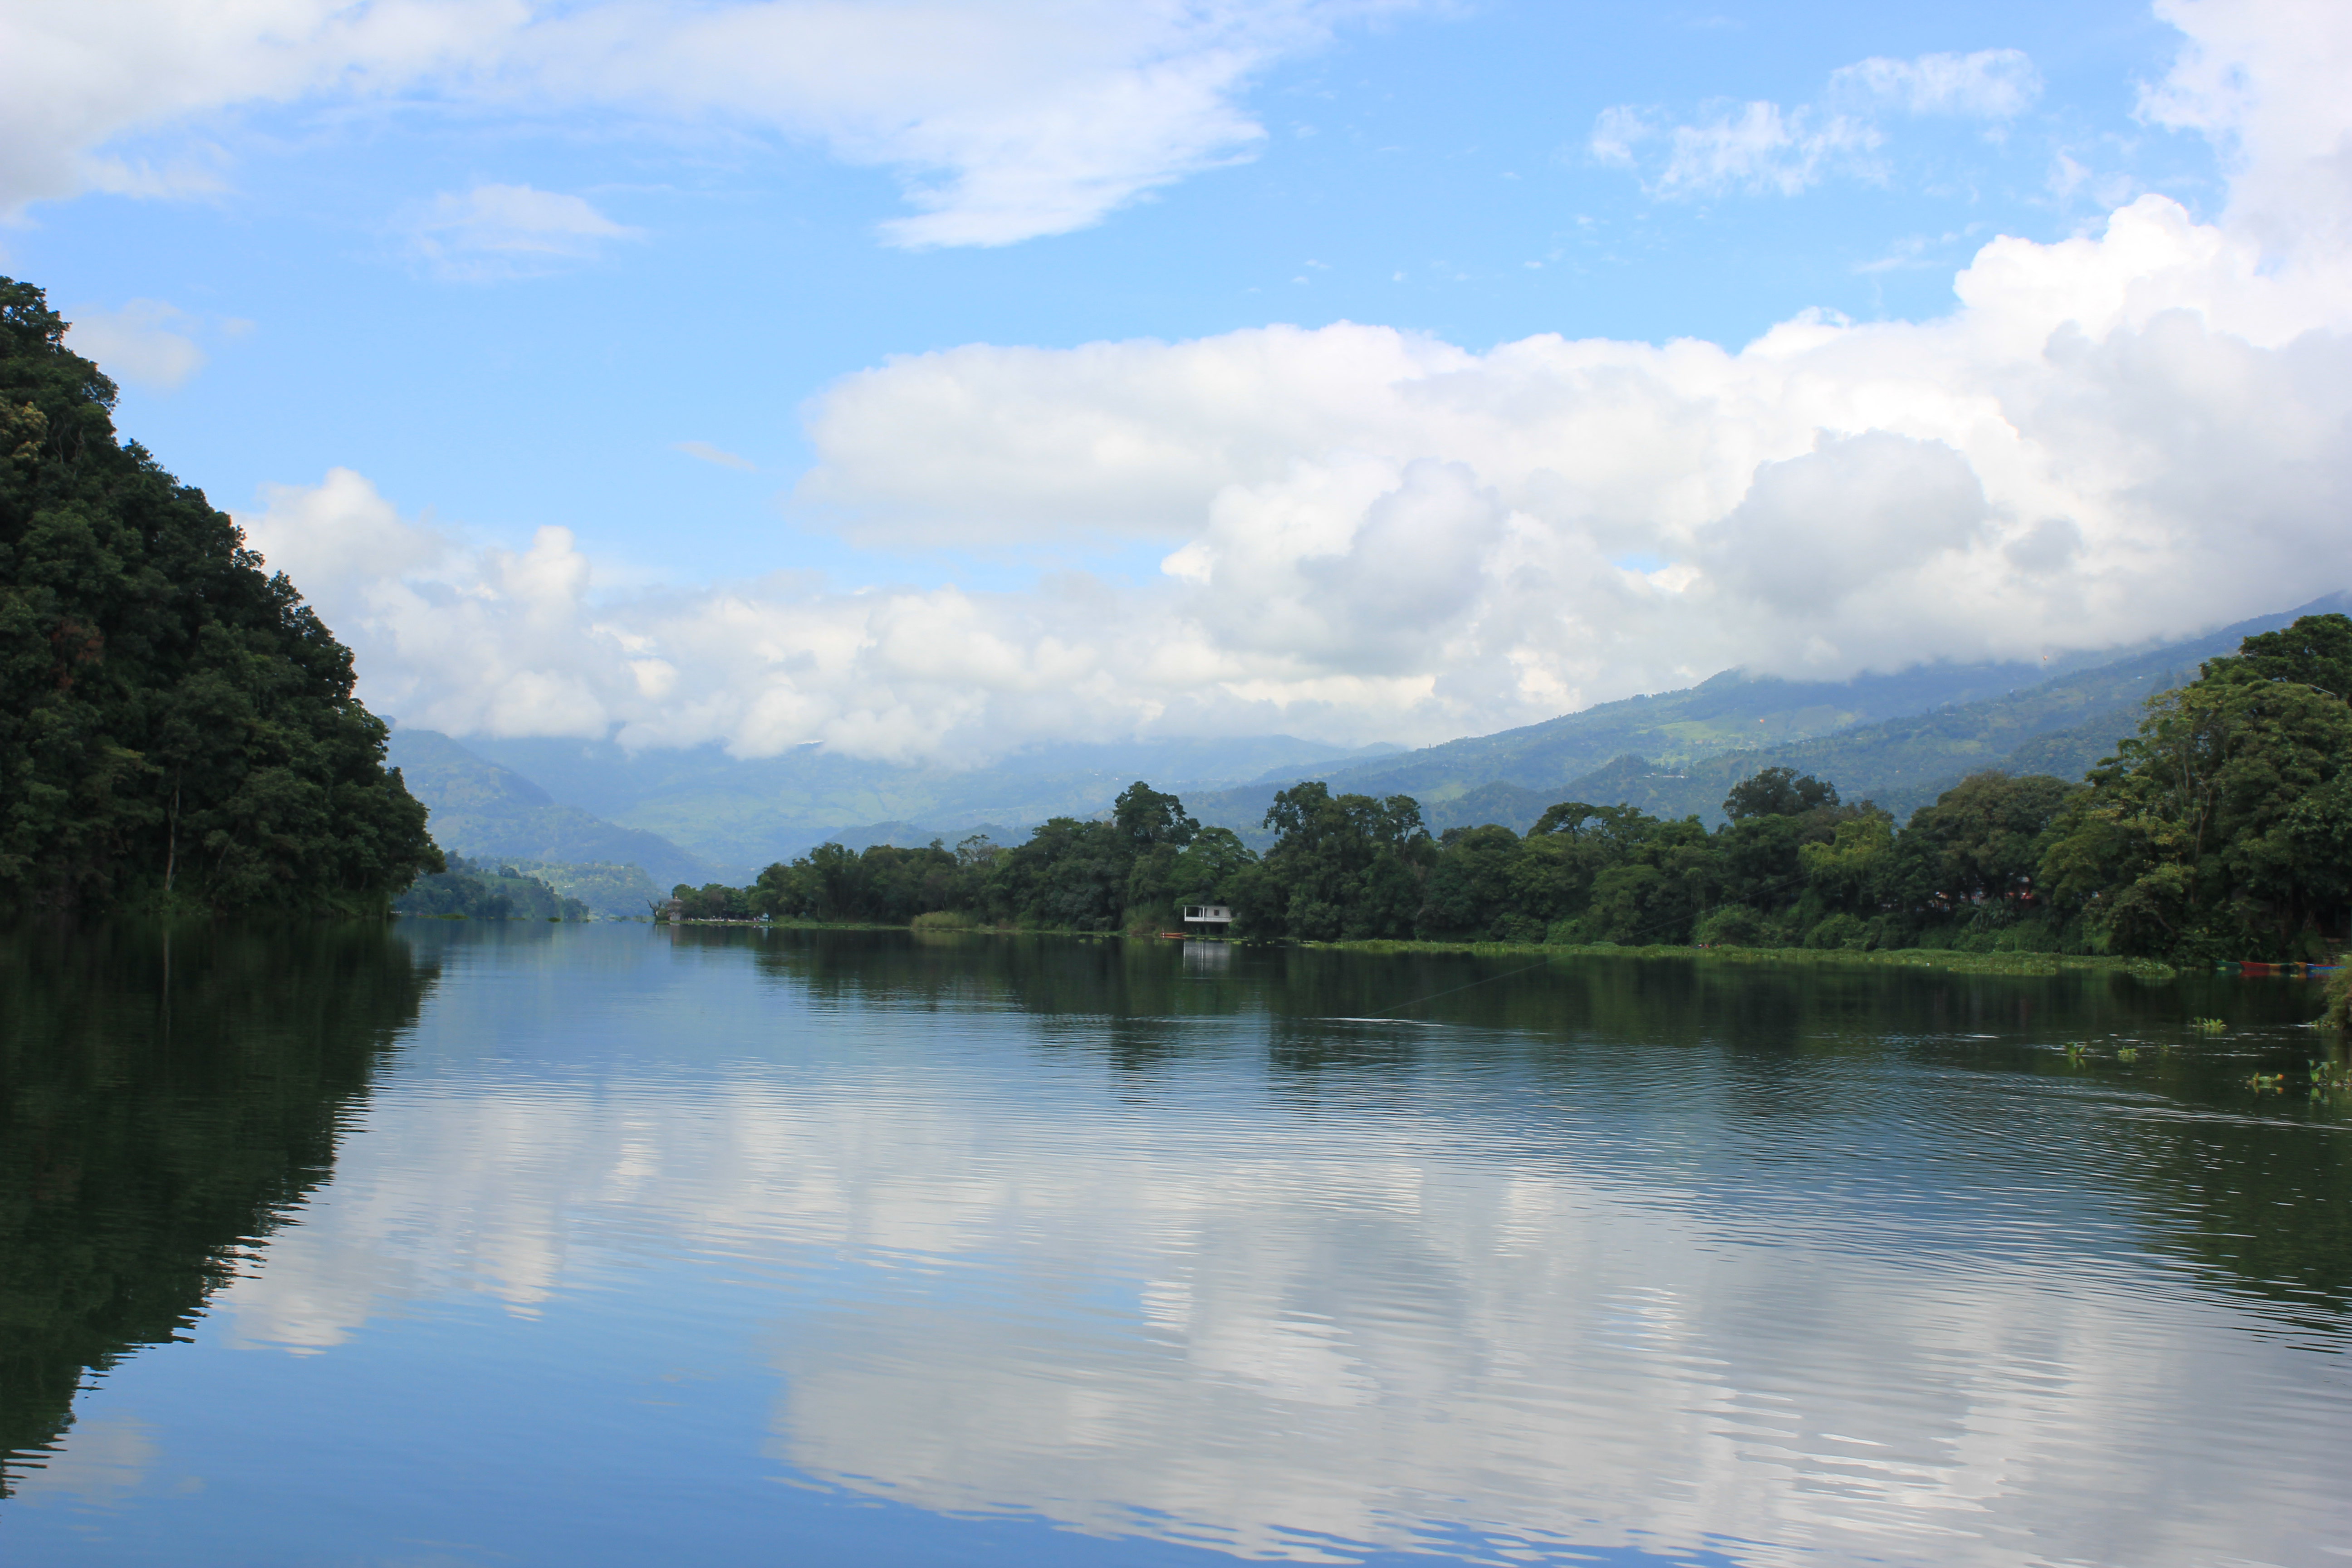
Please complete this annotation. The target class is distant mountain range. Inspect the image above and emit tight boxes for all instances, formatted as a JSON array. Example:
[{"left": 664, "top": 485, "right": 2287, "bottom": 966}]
[
  {"left": 389, "top": 593, "right": 2348, "bottom": 882},
  {"left": 1178, "top": 593, "right": 2350, "bottom": 840},
  {"left": 387, "top": 728, "right": 1397, "bottom": 886},
  {"left": 385, "top": 729, "right": 722, "bottom": 890}
]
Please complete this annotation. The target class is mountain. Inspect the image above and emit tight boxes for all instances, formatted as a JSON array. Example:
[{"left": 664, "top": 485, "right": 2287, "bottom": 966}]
[
  {"left": 1179, "top": 594, "right": 2350, "bottom": 839},
  {"left": 394, "top": 593, "right": 2349, "bottom": 868},
  {"left": 451, "top": 732, "right": 1394, "bottom": 867},
  {"left": 386, "top": 729, "right": 720, "bottom": 889},
  {"left": 1535, "top": 594, "right": 2352, "bottom": 824}
]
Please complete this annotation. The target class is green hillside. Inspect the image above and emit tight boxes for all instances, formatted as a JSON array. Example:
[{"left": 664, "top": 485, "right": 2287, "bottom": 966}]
[
  {"left": 1542, "top": 609, "right": 2327, "bottom": 824},
  {"left": 385, "top": 729, "right": 717, "bottom": 889}
]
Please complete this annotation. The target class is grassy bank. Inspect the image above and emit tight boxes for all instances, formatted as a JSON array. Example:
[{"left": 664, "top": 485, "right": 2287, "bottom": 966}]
[{"left": 1305, "top": 937, "right": 2181, "bottom": 982}]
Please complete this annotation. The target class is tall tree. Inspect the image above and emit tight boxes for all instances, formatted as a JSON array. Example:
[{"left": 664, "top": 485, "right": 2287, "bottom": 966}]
[
  {"left": 0, "top": 278, "right": 439, "bottom": 915},
  {"left": 1249, "top": 781, "right": 1432, "bottom": 940},
  {"left": 2040, "top": 638, "right": 2352, "bottom": 960}
]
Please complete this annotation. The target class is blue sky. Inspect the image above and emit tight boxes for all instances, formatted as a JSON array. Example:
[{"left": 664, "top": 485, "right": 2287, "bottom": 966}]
[{"left": 5, "top": 0, "right": 2343, "bottom": 758}]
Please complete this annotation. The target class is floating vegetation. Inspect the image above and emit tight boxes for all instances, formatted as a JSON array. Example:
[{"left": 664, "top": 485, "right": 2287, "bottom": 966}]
[
  {"left": 2116, "top": 1045, "right": 2140, "bottom": 1063},
  {"left": 2190, "top": 1017, "right": 2228, "bottom": 1034},
  {"left": 2247, "top": 1072, "right": 2289, "bottom": 1093},
  {"left": 2063, "top": 1041, "right": 2089, "bottom": 1063}
]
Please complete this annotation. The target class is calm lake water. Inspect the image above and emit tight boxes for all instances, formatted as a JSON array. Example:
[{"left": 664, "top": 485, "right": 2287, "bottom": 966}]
[{"left": 4, "top": 922, "right": 2349, "bottom": 1568}]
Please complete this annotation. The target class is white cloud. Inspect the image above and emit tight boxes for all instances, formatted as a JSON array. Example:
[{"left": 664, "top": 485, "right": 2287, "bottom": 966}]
[
  {"left": 2140, "top": 0, "right": 2352, "bottom": 262},
  {"left": 0, "top": 0, "right": 1417, "bottom": 247},
  {"left": 236, "top": 0, "right": 2352, "bottom": 764},
  {"left": 61, "top": 298, "right": 208, "bottom": 390},
  {"left": 1829, "top": 49, "right": 2042, "bottom": 119},
  {"left": 1654, "top": 101, "right": 1882, "bottom": 198},
  {"left": 673, "top": 440, "right": 756, "bottom": 472},
  {"left": 1597, "top": 46, "right": 2040, "bottom": 198},
  {"left": 403, "top": 183, "right": 641, "bottom": 280}
]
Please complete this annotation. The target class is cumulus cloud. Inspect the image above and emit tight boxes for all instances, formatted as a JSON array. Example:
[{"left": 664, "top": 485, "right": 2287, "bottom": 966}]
[
  {"left": 0, "top": 0, "right": 1415, "bottom": 246},
  {"left": 236, "top": 0, "right": 2352, "bottom": 764},
  {"left": 1597, "top": 45, "right": 2040, "bottom": 197},
  {"left": 403, "top": 183, "right": 641, "bottom": 280},
  {"left": 61, "top": 298, "right": 208, "bottom": 390},
  {"left": 2139, "top": 0, "right": 2352, "bottom": 262}
]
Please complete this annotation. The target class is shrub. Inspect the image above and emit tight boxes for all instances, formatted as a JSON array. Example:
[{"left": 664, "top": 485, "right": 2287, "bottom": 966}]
[
  {"left": 1694, "top": 904, "right": 1769, "bottom": 947},
  {"left": 1804, "top": 912, "right": 1870, "bottom": 950}
]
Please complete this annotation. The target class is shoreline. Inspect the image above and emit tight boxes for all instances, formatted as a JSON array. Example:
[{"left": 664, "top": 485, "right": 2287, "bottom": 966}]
[{"left": 652, "top": 916, "right": 2187, "bottom": 981}]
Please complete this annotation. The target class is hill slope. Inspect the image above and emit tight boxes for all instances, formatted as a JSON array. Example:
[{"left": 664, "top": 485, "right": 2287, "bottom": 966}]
[{"left": 386, "top": 729, "right": 718, "bottom": 889}]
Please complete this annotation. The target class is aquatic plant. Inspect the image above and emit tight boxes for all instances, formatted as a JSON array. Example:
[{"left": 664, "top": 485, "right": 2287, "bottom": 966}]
[
  {"left": 2190, "top": 1017, "right": 2228, "bottom": 1034},
  {"left": 2116, "top": 1045, "right": 2140, "bottom": 1063},
  {"left": 2319, "top": 964, "right": 2350, "bottom": 1031}
]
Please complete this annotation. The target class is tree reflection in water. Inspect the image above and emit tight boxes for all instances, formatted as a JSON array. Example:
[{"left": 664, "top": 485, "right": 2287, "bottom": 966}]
[{"left": 0, "top": 921, "right": 437, "bottom": 1490}]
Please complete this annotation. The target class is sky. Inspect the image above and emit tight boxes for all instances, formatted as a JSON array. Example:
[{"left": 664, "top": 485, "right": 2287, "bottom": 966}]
[{"left": 5, "top": 0, "right": 2349, "bottom": 762}]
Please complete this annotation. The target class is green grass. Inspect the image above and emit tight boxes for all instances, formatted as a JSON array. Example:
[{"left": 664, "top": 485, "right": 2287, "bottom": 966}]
[{"left": 1303, "top": 936, "right": 2177, "bottom": 981}]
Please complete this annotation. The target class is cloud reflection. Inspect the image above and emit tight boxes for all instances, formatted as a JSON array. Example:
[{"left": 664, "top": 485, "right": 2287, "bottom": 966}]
[{"left": 206, "top": 1024, "right": 2346, "bottom": 1568}]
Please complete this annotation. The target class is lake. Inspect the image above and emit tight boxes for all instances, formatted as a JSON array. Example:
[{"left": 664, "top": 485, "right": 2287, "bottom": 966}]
[{"left": 3, "top": 921, "right": 2347, "bottom": 1567}]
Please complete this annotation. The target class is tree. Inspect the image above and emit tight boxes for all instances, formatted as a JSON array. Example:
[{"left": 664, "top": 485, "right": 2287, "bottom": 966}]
[
  {"left": 1112, "top": 781, "right": 1197, "bottom": 849},
  {"left": 1509, "top": 800, "right": 1711, "bottom": 943},
  {"left": 1167, "top": 826, "right": 1254, "bottom": 906},
  {"left": 1711, "top": 771, "right": 1858, "bottom": 920},
  {"left": 2040, "top": 660, "right": 2352, "bottom": 960},
  {"left": 1414, "top": 823, "right": 1527, "bottom": 939},
  {"left": 0, "top": 277, "right": 439, "bottom": 915},
  {"left": 1724, "top": 766, "right": 1839, "bottom": 821},
  {"left": 1885, "top": 771, "right": 2075, "bottom": 917},
  {"left": 2228, "top": 612, "right": 2352, "bottom": 702},
  {"left": 1253, "top": 781, "right": 1432, "bottom": 940}
]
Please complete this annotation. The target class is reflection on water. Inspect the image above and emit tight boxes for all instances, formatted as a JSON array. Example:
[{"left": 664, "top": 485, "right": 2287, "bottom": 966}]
[
  {"left": 3, "top": 922, "right": 2347, "bottom": 1567},
  {"left": 0, "top": 921, "right": 438, "bottom": 1487}
]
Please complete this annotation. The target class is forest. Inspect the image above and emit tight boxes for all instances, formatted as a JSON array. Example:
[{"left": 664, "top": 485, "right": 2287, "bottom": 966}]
[
  {"left": 0, "top": 279, "right": 440, "bottom": 917},
  {"left": 673, "top": 612, "right": 2352, "bottom": 965}
]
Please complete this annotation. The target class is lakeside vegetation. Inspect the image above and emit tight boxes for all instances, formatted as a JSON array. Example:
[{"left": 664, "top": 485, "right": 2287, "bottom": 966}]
[
  {"left": 674, "top": 612, "right": 2352, "bottom": 967},
  {"left": 1, "top": 279, "right": 439, "bottom": 917}
]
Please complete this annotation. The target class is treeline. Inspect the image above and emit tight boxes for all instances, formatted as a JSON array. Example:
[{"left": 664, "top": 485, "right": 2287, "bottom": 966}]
[
  {"left": 393, "top": 856, "right": 589, "bottom": 921},
  {"left": 675, "top": 612, "right": 2352, "bottom": 964}
]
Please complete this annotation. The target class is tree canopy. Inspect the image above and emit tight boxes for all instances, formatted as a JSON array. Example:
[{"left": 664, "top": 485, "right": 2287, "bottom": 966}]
[
  {"left": 0, "top": 278, "right": 440, "bottom": 916},
  {"left": 2038, "top": 619, "right": 2352, "bottom": 961}
]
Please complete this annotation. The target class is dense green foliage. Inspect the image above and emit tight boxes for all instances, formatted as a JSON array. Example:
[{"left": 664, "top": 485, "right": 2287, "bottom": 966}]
[
  {"left": 0, "top": 279, "right": 439, "bottom": 916},
  {"left": 2040, "top": 625, "right": 2352, "bottom": 961},
  {"left": 392, "top": 856, "right": 590, "bottom": 921},
  {"left": 686, "top": 616, "right": 2352, "bottom": 964}
]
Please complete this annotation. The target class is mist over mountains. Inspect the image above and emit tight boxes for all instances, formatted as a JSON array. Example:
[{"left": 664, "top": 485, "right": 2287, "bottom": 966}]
[{"left": 392, "top": 593, "right": 2347, "bottom": 887}]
